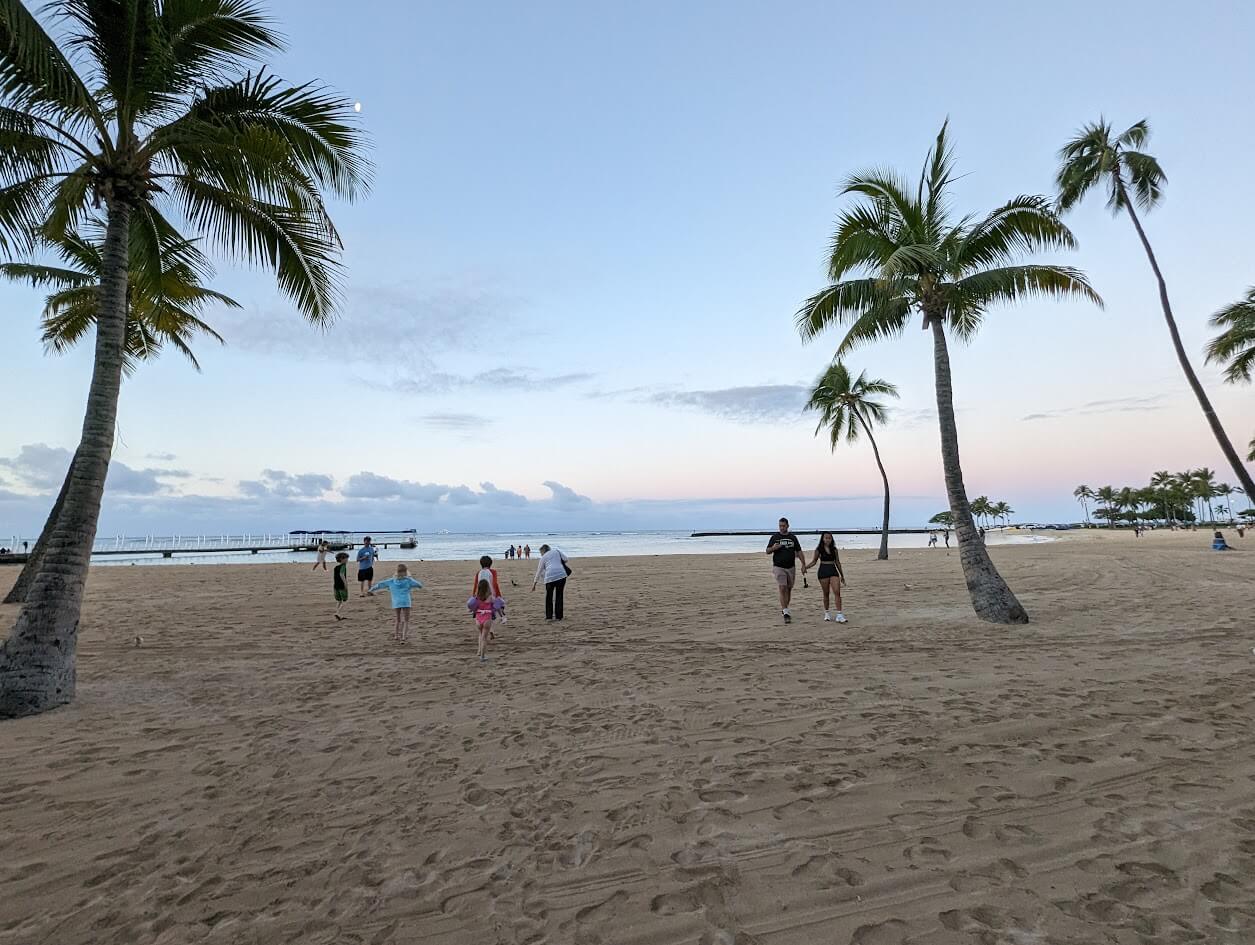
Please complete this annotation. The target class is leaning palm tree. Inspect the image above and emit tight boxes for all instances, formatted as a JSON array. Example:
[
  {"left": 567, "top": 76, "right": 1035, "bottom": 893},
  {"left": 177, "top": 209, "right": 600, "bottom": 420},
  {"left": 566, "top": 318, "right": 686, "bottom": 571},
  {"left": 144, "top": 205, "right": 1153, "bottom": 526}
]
[
  {"left": 797, "top": 123, "right": 1101, "bottom": 624},
  {"left": 805, "top": 362, "right": 898, "bottom": 560},
  {"left": 1073, "top": 484, "right": 1094, "bottom": 525},
  {"left": 0, "top": 1, "right": 370, "bottom": 718},
  {"left": 1056, "top": 120, "right": 1254, "bottom": 496},
  {"left": 1206, "top": 289, "right": 1255, "bottom": 385},
  {"left": 0, "top": 215, "right": 236, "bottom": 606}
]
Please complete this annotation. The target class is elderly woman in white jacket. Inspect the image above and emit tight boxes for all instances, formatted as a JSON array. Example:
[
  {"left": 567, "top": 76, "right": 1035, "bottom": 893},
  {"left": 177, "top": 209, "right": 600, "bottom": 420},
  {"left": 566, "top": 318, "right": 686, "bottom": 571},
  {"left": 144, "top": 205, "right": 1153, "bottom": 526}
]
[{"left": 531, "top": 543, "right": 571, "bottom": 621}]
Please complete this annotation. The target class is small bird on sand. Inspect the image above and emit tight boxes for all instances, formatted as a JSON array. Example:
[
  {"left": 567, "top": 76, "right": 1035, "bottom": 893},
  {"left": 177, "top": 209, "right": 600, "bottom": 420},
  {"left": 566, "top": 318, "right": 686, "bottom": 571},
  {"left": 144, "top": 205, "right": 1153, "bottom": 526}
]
[{"left": 133, "top": 635, "right": 144, "bottom": 647}]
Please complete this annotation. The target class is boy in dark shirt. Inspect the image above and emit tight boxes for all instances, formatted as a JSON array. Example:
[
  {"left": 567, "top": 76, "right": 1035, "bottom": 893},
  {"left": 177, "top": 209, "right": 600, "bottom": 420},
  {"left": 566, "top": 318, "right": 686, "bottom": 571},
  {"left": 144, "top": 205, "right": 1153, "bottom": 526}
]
[
  {"left": 766, "top": 517, "right": 807, "bottom": 624},
  {"left": 333, "top": 552, "right": 350, "bottom": 621}
]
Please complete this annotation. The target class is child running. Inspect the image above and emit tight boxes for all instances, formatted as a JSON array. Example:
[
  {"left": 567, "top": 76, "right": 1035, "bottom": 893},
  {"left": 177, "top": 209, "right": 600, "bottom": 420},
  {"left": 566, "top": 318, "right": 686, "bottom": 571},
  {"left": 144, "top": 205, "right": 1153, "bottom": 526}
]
[
  {"left": 472, "top": 555, "right": 507, "bottom": 624},
  {"left": 466, "top": 578, "right": 501, "bottom": 662},
  {"left": 332, "top": 551, "right": 350, "bottom": 620},
  {"left": 370, "top": 563, "right": 423, "bottom": 642}
]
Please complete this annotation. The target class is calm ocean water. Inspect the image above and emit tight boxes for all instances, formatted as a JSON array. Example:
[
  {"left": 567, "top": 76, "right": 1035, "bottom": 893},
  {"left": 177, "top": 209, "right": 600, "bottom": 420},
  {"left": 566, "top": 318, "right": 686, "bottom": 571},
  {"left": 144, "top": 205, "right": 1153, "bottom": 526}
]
[{"left": 84, "top": 529, "right": 1055, "bottom": 567}]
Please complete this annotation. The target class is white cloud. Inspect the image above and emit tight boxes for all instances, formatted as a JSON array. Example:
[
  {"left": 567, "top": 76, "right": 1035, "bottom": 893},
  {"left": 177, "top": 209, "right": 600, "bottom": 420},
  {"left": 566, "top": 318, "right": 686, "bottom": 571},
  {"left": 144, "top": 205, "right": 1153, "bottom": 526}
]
[{"left": 542, "top": 480, "right": 592, "bottom": 510}]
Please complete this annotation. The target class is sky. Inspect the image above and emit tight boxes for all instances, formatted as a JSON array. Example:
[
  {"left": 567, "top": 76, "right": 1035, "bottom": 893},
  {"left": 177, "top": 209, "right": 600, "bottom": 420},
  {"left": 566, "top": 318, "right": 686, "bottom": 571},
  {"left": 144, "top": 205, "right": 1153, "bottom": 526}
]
[{"left": 2, "top": 0, "right": 1254, "bottom": 537}]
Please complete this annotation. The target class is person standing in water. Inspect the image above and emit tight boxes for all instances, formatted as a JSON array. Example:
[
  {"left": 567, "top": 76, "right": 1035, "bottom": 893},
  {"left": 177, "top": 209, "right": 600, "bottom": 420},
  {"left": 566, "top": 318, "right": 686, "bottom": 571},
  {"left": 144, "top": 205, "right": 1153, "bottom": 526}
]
[
  {"left": 766, "top": 517, "right": 807, "bottom": 625},
  {"left": 807, "top": 532, "right": 847, "bottom": 623},
  {"left": 313, "top": 539, "right": 330, "bottom": 571}
]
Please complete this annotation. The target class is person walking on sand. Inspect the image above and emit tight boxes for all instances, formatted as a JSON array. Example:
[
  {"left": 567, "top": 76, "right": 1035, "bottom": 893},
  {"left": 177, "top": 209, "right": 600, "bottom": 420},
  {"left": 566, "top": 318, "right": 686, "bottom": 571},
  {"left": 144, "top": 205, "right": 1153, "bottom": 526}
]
[
  {"left": 531, "top": 543, "right": 570, "bottom": 621},
  {"left": 943, "top": 528, "right": 951, "bottom": 549},
  {"left": 807, "top": 532, "right": 847, "bottom": 623},
  {"left": 356, "top": 536, "right": 380, "bottom": 596},
  {"left": 473, "top": 555, "right": 507, "bottom": 624},
  {"left": 766, "top": 517, "right": 807, "bottom": 625},
  {"left": 313, "top": 539, "right": 330, "bottom": 571},
  {"left": 467, "top": 579, "right": 503, "bottom": 663},
  {"left": 332, "top": 552, "right": 350, "bottom": 620},
  {"left": 371, "top": 563, "right": 424, "bottom": 642},
  {"left": 927, "top": 531, "right": 938, "bottom": 548},
  {"left": 524, "top": 544, "right": 531, "bottom": 560}
]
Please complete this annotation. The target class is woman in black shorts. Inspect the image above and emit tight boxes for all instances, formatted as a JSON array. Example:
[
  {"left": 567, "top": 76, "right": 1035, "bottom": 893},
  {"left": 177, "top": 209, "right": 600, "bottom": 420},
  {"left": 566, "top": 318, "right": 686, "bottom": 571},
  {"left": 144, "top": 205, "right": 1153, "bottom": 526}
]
[{"left": 807, "top": 532, "right": 847, "bottom": 623}]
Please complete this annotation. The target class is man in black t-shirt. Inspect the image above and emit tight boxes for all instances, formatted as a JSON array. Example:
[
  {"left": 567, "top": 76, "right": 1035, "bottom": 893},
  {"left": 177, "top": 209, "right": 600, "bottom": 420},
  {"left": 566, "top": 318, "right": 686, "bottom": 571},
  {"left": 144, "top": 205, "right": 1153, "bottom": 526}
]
[{"left": 766, "top": 517, "right": 807, "bottom": 624}]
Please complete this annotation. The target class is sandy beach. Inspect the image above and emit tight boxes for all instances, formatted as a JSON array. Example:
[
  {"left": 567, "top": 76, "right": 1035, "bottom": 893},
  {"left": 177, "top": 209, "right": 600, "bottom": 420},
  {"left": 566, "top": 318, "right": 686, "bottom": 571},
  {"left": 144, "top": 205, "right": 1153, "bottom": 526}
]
[{"left": 1, "top": 530, "right": 1252, "bottom": 944}]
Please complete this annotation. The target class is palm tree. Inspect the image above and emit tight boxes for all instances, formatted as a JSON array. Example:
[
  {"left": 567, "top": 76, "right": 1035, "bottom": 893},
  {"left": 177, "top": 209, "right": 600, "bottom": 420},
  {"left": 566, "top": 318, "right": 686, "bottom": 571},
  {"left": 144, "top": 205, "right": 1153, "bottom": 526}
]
[
  {"left": 797, "top": 124, "right": 1100, "bottom": 624},
  {"left": 1056, "top": 120, "right": 1255, "bottom": 496},
  {"left": 804, "top": 362, "right": 898, "bottom": 560},
  {"left": 1, "top": 217, "right": 237, "bottom": 606},
  {"left": 929, "top": 510, "right": 954, "bottom": 527},
  {"left": 1206, "top": 289, "right": 1255, "bottom": 385},
  {"left": 1191, "top": 468, "right": 1218, "bottom": 524},
  {"left": 1073, "top": 484, "right": 1094, "bottom": 525},
  {"left": 971, "top": 496, "right": 993, "bottom": 529},
  {"left": 1216, "top": 483, "right": 1235, "bottom": 523},
  {"left": 1150, "top": 470, "right": 1175, "bottom": 524},
  {"left": 990, "top": 500, "right": 1012, "bottom": 528},
  {"left": 0, "top": 1, "right": 370, "bottom": 718},
  {"left": 1096, "top": 485, "right": 1118, "bottom": 527}
]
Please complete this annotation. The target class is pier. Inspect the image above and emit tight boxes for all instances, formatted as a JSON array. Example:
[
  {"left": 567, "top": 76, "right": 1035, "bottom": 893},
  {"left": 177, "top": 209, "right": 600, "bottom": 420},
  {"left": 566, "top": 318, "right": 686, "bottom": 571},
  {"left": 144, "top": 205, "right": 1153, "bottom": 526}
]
[{"left": 690, "top": 528, "right": 935, "bottom": 537}]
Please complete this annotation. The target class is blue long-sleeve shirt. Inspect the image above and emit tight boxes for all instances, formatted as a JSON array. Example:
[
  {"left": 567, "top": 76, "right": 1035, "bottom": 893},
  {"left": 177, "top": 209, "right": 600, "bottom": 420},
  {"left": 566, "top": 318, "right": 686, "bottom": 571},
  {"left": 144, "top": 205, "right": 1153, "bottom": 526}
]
[{"left": 371, "top": 576, "right": 423, "bottom": 607}]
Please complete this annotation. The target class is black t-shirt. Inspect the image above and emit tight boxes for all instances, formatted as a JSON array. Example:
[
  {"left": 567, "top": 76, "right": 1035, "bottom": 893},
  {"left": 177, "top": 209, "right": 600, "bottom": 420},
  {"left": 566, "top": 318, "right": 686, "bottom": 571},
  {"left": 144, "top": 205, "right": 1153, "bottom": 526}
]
[
  {"left": 768, "top": 532, "right": 802, "bottom": 568},
  {"left": 333, "top": 562, "right": 348, "bottom": 591}
]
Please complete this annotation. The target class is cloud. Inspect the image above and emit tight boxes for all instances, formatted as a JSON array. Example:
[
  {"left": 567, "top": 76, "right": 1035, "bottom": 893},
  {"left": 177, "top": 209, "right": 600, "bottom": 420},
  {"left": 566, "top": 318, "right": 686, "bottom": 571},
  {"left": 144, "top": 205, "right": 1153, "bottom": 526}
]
[
  {"left": 478, "top": 481, "right": 528, "bottom": 507},
  {"left": 342, "top": 471, "right": 452, "bottom": 503},
  {"left": 0, "top": 443, "right": 190, "bottom": 497},
  {"left": 146, "top": 452, "right": 178, "bottom": 462},
  {"left": 238, "top": 469, "right": 334, "bottom": 499},
  {"left": 393, "top": 369, "right": 595, "bottom": 397},
  {"left": 0, "top": 443, "right": 72, "bottom": 490},
  {"left": 418, "top": 412, "right": 490, "bottom": 430},
  {"left": 1022, "top": 395, "right": 1168, "bottom": 422},
  {"left": 543, "top": 480, "right": 592, "bottom": 510},
  {"left": 648, "top": 384, "right": 811, "bottom": 424}
]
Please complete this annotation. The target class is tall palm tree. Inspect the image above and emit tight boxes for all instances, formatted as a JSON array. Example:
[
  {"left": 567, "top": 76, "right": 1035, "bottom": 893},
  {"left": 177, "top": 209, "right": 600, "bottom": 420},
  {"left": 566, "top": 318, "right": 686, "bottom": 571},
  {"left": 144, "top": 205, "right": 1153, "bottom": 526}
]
[
  {"left": 1191, "top": 468, "right": 1218, "bottom": 524},
  {"left": 1, "top": 216, "right": 236, "bottom": 606},
  {"left": 1056, "top": 119, "right": 1255, "bottom": 496},
  {"left": 1216, "top": 483, "right": 1235, "bottom": 523},
  {"left": 0, "top": 1, "right": 370, "bottom": 718},
  {"left": 1206, "top": 289, "right": 1255, "bottom": 385},
  {"left": 991, "top": 500, "right": 1013, "bottom": 527},
  {"left": 971, "top": 496, "right": 992, "bottom": 528},
  {"left": 1073, "top": 484, "right": 1094, "bottom": 524},
  {"left": 804, "top": 362, "right": 898, "bottom": 560},
  {"left": 1149, "top": 470, "right": 1174, "bottom": 524},
  {"left": 797, "top": 124, "right": 1100, "bottom": 624}
]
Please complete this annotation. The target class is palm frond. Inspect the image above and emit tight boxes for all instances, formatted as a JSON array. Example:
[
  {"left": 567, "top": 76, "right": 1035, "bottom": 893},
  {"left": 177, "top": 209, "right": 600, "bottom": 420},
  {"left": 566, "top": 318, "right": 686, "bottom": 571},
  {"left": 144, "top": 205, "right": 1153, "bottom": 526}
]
[
  {"left": 1120, "top": 150, "right": 1165, "bottom": 211},
  {"left": 834, "top": 299, "right": 913, "bottom": 356},
  {"left": 1116, "top": 119, "right": 1150, "bottom": 149},
  {"left": 0, "top": 0, "right": 97, "bottom": 122},
  {"left": 956, "top": 195, "right": 1078, "bottom": 272},
  {"left": 159, "top": 0, "right": 281, "bottom": 88},
  {"left": 174, "top": 175, "right": 342, "bottom": 322},
  {"left": 795, "top": 277, "right": 909, "bottom": 342},
  {"left": 0, "top": 259, "right": 94, "bottom": 287},
  {"left": 1206, "top": 289, "right": 1255, "bottom": 383},
  {"left": 841, "top": 169, "right": 925, "bottom": 241}
]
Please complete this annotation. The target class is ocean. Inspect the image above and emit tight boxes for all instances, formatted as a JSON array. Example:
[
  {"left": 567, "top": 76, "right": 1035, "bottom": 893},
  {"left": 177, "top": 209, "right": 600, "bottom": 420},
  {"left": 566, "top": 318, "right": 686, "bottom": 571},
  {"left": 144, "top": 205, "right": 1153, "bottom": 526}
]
[{"left": 78, "top": 529, "right": 1056, "bottom": 567}]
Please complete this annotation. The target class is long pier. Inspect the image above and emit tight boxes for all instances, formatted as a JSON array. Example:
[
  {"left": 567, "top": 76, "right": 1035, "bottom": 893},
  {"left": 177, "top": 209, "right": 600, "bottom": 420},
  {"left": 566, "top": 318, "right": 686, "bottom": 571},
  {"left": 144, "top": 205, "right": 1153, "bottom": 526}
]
[
  {"left": 690, "top": 528, "right": 935, "bottom": 537},
  {"left": 89, "top": 539, "right": 418, "bottom": 560}
]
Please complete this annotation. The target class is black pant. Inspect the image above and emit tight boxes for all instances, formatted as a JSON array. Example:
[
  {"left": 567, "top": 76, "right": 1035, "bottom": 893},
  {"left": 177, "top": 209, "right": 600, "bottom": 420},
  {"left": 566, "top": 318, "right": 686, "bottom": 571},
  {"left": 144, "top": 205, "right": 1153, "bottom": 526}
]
[{"left": 544, "top": 578, "right": 566, "bottom": 620}]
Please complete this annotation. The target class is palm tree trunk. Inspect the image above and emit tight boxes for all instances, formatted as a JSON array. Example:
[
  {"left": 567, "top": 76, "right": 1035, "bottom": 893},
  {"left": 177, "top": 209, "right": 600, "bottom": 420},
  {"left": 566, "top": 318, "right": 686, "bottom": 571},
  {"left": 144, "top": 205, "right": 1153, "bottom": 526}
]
[
  {"left": 3, "top": 448, "right": 81, "bottom": 605},
  {"left": 855, "top": 412, "right": 891, "bottom": 560},
  {"left": 929, "top": 317, "right": 1028, "bottom": 624},
  {"left": 0, "top": 204, "right": 131, "bottom": 718},
  {"left": 1122, "top": 199, "right": 1255, "bottom": 496}
]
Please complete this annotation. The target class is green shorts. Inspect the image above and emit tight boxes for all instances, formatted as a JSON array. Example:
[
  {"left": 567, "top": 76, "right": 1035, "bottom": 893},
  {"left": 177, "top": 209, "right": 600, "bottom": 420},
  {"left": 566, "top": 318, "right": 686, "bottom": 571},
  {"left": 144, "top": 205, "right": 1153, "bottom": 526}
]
[{"left": 334, "top": 588, "right": 348, "bottom": 602}]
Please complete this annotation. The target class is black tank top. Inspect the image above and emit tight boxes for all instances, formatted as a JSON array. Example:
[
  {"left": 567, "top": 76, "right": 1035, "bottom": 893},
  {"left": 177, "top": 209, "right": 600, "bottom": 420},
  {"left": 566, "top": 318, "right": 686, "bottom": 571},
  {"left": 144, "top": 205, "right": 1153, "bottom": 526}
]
[{"left": 817, "top": 545, "right": 838, "bottom": 562}]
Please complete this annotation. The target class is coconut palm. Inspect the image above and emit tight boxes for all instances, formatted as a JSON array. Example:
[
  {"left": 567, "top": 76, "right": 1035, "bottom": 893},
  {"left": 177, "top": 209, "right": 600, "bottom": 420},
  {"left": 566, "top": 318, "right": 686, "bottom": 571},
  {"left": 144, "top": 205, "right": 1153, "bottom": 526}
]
[
  {"left": 1095, "top": 485, "right": 1118, "bottom": 527},
  {"left": 1, "top": 216, "right": 237, "bottom": 606},
  {"left": 929, "top": 511, "right": 953, "bottom": 527},
  {"left": 805, "top": 362, "right": 898, "bottom": 560},
  {"left": 990, "top": 500, "right": 1013, "bottom": 527},
  {"left": 0, "top": 1, "right": 370, "bottom": 718},
  {"left": 1073, "top": 484, "right": 1094, "bottom": 525},
  {"left": 970, "top": 496, "right": 992, "bottom": 528},
  {"left": 1206, "top": 289, "right": 1255, "bottom": 385},
  {"left": 1216, "top": 483, "right": 1236, "bottom": 523},
  {"left": 1191, "top": 468, "right": 1218, "bottom": 524},
  {"left": 1055, "top": 120, "right": 1254, "bottom": 496},
  {"left": 797, "top": 124, "right": 1100, "bottom": 624}
]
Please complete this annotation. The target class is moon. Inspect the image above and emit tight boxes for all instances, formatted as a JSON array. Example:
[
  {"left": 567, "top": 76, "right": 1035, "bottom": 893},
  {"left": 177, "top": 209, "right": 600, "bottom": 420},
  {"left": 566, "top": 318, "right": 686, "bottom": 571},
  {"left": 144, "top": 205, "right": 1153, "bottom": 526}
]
[{"left": 354, "top": 102, "right": 362, "bottom": 113}]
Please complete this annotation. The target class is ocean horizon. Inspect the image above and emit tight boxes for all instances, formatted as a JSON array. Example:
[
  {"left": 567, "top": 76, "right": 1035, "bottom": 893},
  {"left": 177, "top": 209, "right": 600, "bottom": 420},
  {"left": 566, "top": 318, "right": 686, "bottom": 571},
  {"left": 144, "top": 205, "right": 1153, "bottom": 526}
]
[{"left": 29, "top": 527, "right": 1063, "bottom": 567}]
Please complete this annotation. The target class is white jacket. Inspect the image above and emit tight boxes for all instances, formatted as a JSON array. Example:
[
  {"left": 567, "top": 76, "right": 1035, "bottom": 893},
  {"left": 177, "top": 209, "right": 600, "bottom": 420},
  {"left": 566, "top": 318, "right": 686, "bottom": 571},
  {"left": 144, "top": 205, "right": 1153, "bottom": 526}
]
[{"left": 535, "top": 548, "right": 569, "bottom": 584}]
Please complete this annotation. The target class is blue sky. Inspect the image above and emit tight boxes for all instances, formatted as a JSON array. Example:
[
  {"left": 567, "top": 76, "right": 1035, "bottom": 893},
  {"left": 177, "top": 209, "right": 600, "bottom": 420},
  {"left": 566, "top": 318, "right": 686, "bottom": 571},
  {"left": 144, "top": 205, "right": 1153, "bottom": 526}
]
[{"left": 2, "top": 0, "right": 1253, "bottom": 536}]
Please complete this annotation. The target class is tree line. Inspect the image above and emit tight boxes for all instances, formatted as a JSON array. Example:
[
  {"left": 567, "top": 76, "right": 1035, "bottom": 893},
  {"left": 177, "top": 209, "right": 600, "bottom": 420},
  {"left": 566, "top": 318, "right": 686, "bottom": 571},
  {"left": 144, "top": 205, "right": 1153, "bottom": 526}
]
[{"left": 1074, "top": 472, "right": 1250, "bottom": 527}]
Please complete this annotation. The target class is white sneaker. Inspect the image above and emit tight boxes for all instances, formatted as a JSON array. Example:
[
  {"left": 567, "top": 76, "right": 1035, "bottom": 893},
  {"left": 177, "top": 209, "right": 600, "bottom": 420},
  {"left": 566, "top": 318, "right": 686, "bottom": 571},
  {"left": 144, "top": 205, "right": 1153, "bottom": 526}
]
[
  {"left": 834, "top": 612, "right": 848, "bottom": 623},
  {"left": 823, "top": 611, "right": 832, "bottom": 621},
  {"left": 498, "top": 614, "right": 507, "bottom": 624}
]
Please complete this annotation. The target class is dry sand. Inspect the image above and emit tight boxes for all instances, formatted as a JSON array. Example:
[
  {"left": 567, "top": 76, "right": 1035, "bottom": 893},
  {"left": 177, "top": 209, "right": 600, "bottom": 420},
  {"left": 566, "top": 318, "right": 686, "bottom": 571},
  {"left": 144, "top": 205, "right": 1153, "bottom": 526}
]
[{"left": 0, "top": 530, "right": 1252, "bottom": 944}]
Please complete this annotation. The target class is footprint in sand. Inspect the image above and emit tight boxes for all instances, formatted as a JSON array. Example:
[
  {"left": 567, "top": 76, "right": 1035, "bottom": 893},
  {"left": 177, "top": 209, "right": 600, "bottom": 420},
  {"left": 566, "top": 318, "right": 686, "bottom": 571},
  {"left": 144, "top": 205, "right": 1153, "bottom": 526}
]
[
  {"left": 903, "top": 837, "right": 951, "bottom": 866},
  {"left": 849, "top": 918, "right": 911, "bottom": 945},
  {"left": 791, "top": 853, "right": 864, "bottom": 889}
]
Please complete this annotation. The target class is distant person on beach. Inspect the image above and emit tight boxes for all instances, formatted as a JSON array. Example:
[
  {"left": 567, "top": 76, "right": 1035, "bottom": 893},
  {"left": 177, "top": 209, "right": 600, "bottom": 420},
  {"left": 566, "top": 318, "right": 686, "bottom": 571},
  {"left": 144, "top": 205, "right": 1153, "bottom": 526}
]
[
  {"left": 356, "top": 537, "right": 380, "bottom": 596},
  {"left": 979, "top": 527, "right": 986, "bottom": 542},
  {"left": 524, "top": 544, "right": 531, "bottom": 559},
  {"left": 1212, "top": 531, "right": 1235, "bottom": 551},
  {"left": 332, "top": 552, "right": 350, "bottom": 620},
  {"left": 766, "top": 517, "right": 806, "bottom": 625},
  {"left": 807, "top": 532, "right": 847, "bottom": 623},
  {"left": 927, "top": 531, "right": 938, "bottom": 548},
  {"left": 1238, "top": 525, "right": 1246, "bottom": 539},
  {"left": 371, "top": 563, "right": 423, "bottom": 642},
  {"left": 532, "top": 543, "right": 570, "bottom": 620},
  {"left": 313, "top": 539, "right": 330, "bottom": 571},
  {"left": 473, "top": 555, "right": 506, "bottom": 623},
  {"left": 467, "top": 579, "right": 503, "bottom": 663},
  {"left": 943, "top": 529, "right": 951, "bottom": 548}
]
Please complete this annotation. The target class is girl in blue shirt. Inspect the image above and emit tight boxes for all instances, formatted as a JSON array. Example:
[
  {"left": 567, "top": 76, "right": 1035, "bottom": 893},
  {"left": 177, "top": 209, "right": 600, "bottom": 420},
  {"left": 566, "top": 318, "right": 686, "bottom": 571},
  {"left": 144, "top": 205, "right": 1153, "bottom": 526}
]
[{"left": 370, "top": 563, "right": 424, "bottom": 642}]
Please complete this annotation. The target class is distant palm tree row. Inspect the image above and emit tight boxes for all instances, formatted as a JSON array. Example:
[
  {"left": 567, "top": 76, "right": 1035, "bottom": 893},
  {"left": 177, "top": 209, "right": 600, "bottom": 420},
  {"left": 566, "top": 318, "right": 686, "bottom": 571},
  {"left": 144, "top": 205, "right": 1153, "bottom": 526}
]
[
  {"left": 1073, "top": 472, "right": 1250, "bottom": 528},
  {"left": 928, "top": 499, "right": 1014, "bottom": 530}
]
